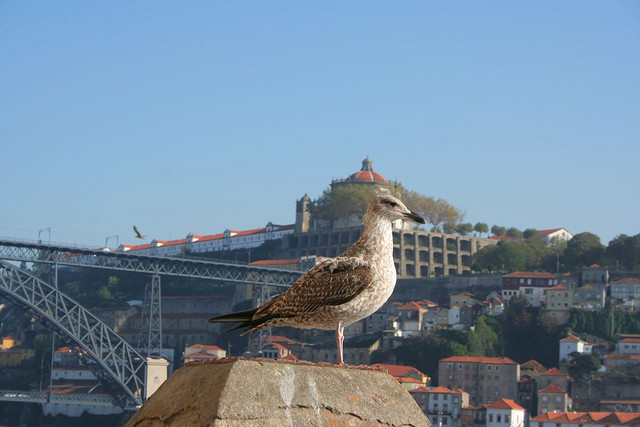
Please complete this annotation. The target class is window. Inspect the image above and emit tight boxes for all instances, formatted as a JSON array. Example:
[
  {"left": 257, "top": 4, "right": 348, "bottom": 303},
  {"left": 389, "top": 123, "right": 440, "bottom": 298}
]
[
  {"left": 497, "top": 415, "right": 502, "bottom": 423},
  {"left": 506, "top": 415, "right": 510, "bottom": 423},
  {"left": 489, "top": 415, "right": 493, "bottom": 422}
]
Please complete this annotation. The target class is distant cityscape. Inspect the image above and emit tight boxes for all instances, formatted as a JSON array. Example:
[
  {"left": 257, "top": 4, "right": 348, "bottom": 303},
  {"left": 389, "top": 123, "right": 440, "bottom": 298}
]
[{"left": 1, "top": 158, "right": 639, "bottom": 426}]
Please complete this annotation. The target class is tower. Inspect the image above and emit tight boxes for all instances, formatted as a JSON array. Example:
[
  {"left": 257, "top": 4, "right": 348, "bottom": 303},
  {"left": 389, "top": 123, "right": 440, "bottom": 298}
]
[{"left": 295, "top": 194, "right": 311, "bottom": 234}]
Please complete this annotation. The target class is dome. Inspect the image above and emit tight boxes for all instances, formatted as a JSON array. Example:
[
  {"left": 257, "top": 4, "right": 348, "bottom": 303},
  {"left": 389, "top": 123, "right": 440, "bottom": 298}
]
[{"left": 348, "top": 157, "right": 389, "bottom": 184}]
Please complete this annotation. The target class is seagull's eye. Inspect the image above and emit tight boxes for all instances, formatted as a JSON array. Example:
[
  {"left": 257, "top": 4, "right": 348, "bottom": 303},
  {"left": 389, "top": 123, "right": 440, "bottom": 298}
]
[{"left": 385, "top": 200, "right": 398, "bottom": 208}]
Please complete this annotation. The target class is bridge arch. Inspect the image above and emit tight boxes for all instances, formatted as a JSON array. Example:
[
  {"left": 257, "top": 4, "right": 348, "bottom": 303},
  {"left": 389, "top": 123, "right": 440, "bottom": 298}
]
[{"left": 0, "top": 261, "right": 145, "bottom": 406}]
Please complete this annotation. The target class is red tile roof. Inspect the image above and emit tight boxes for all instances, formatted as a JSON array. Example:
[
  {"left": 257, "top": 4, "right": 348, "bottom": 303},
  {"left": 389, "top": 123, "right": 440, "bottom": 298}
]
[
  {"left": 548, "top": 284, "right": 569, "bottom": 290},
  {"left": 561, "top": 335, "right": 582, "bottom": 342},
  {"left": 441, "top": 356, "right": 517, "bottom": 365},
  {"left": 504, "top": 271, "right": 557, "bottom": 279},
  {"left": 619, "top": 338, "right": 640, "bottom": 344},
  {"left": 531, "top": 411, "right": 640, "bottom": 425},
  {"left": 397, "top": 302, "right": 429, "bottom": 311},
  {"left": 539, "top": 383, "right": 566, "bottom": 393},
  {"left": 538, "top": 228, "right": 563, "bottom": 236},
  {"left": 280, "top": 354, "right": 298, "bottom": 361},
  {"left": 484, "top": 399, "right": 525, "bottom": 410},
  {"left": 613, "top": 278, "right": 640, "bottom": 285},
  {"left": 541, "top": 368, "right": 567, "bottom": 376},
  {"left": 188, "top": 344, "right": 225, "bottom": 352},
  {"left": 370, "top": 363, "right": 428, "bottom": 379},
  {"left": 606, "top": 354, "right": 640, "bottom": 360}
]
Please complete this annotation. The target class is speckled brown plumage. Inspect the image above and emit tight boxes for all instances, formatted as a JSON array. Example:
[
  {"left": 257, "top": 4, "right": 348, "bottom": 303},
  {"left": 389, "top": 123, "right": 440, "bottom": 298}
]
[{"left": 209, "top": 194, "right": 425, "bottom": 364}]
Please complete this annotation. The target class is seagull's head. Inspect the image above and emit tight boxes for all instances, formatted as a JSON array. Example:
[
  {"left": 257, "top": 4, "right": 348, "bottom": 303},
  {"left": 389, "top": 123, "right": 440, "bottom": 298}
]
[{"left": 368, "top": 195, "right": 426, "bottom": 224}]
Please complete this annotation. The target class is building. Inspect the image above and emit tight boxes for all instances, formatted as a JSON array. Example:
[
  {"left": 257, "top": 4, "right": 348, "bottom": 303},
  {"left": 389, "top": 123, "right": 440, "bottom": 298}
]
[
  {"left": 371, "top": 363, "right": 431, "bottom": 390},
  {"left": 502, "top": 272, "right": 559, "bottom": 307},
  {"left": 484, "top": 399, "right": 526, "bottom": 427},
  {"left": 451, "top": 293, "right": 480, "bottom": 308},
  {"left": 286, "top": 157, "right": 497, "bottom": 277},
  {"left": 119, "top": 222, "right": 295, "bottom": 256},
  {"left": 573, "top": 286, "right": 606, "bottom": 310},
  {"left": 559, "top": 335, "right": 593, "bottom": 363},
  {"left": 395, "top": 302, "right": 431, "bottom": 337},
  {"left": 605, "top": 355, "right": 640, "bottom": 373},
  {"left": 543, "top": 285, "right": 573, "bottom": 325},
  {"left": 611, "top": 279, "right": 640, "bottom": 302},
  {"left": 616, "top": 338, "right": 640, "bottom": 355},
  {"left": 581, "top": 265, "right": 609, "bottom": 289},
  {"left": 461, "top": 405, "right": 486, "bottom": 427},
  {"left": 438, "top": 356, "right": 520, "bottom": 406},
  {"left": 537, "top": 383, "right": 571, "bottom": 414},
  {"left": 536, "top": 368, "right": 572, "bottom": 396},
  {"left": 517, "top": 375, "right": 538, "bottom": 417},
  {"left": 530, "top": 411, "right": 640, "bottom": 427},
  {"left": 410, "top": 386, "right": 470, "bottom": 427},
  {"left": 538, "top": 228, "right": 574, "bottom": 246},
  {"left": 600, "top": 400, "right": 640, "bottom": 413},
  {"left": 184, "top": 344, "right": 226, "bottom": 364}
]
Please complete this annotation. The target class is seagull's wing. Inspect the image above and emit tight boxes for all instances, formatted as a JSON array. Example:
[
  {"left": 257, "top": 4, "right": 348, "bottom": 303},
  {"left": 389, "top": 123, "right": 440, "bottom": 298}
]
[
  {"left": 255, "top": 257, "right": 375, "bottom": 319},
  {"left": 133, "top": 225, "right": 143, "bottom": 238}
]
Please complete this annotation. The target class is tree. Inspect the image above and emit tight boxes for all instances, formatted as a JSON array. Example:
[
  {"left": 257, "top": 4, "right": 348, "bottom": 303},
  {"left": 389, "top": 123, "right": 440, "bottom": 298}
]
[
  {"left": 491, "top": 225, "right": 506, "bottom": 237},
  {"left": 401, "top": 189, "right": 465, "bottom": 232},
  {"left": 606, "top": 234, "right": 640, "bottom": 271},
  {"left": 563, "top": 232, "right": 605, "bottom": 271},
  {"left": 506, "top": 227, "right": 523, "bottom": 239},
  {"left": 523, "top": 228, "right": 538, "bottom": 239},
  {"left": 457, "top": 223, "right": 473, "bottom": 236},
  {"left": 443, "top": 222, "right": 457, "bottom": 234},
  {"left": 474, "top": 222, "right": 489, "bottom": 237},
  {"left": 313, "top": 184, "right": 386, "bottom": 223}
]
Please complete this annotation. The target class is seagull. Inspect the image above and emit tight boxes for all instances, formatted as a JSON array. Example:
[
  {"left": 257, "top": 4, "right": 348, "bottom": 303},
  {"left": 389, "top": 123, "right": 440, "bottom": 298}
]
[
  {"left": 208, "top": 194, "right": 425, "bottom": 364},
  {"left": 133, "top": 225, "right": 146, "bottom": 240}
]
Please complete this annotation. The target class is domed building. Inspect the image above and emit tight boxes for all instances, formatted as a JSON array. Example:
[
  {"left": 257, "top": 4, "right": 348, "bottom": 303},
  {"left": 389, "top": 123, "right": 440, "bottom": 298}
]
[
  {"left": 330, "top": 157, "right": 400, "bottom": 190},
  {"left": 288, "top": 158, "right": 497, "bottom": 278}
]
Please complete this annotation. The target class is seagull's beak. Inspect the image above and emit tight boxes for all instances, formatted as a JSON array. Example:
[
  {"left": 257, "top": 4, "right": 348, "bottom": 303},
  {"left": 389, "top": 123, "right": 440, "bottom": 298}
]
[{"left": 403, "top": 211, "right": 426, "bottom": 224}]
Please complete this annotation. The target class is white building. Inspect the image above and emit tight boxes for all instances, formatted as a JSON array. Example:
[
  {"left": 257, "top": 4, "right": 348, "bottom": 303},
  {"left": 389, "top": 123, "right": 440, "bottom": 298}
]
[
  {"left": 410, "top": 386, "right": 469, "bottom": 427},
  {"left": 118, "top": 222, "right": 294, "bottom": 256},
  {"left": 538, "top": 228, "right": 574, "bottom": 246},
  {"left": 484, "top": 398, "right": 526, "bottom": 427},
  {"left": 559, "top": 335, "right": 592, "bottom": 363},
  {"left": 616, "top": 338, "right": 640, "bottom": 355}
]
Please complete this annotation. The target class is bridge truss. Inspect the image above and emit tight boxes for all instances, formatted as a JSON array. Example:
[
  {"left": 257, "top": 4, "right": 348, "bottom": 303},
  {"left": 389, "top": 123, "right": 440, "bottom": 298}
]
[{"left": 0, "top": 261, "right": 145, "bottom": 406}]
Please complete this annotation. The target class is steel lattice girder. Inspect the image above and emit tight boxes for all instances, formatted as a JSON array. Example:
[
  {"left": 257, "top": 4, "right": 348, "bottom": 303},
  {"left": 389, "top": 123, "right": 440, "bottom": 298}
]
[
  {"left": 0, "top": 239, "right": 301, "bottom": 287},
  {"left": 0, "top": 261, "right": 145, "bottom": 406}
]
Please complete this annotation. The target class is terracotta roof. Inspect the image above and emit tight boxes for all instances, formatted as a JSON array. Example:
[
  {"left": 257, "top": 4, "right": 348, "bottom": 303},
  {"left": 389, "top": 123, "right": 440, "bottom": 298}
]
[
  {"left": 561, "top": 335, "right": 582, "bottom": 342},
  {"left": 520, "top": 359, "right": 546, "bottom": 372},
  {"left": 397, "top": 302, "right": 428, "bottom": 311},
  {"left": 280, "top": 354, "right": 298, "bottom": 361},
  {"left": 548, "top": 284, "right": 569, "bottom": 290},
  {"left": 541, "top": 368, "right": 567, "bottom": 376},
  {"left": 605, "top": 354, "right": 640, "bottom": 360},
  {"left": 531, "top": 411, "right": 640, "bottom": 425},
  {"left": 409, "top": 387, "right": 430, "bottom": 393},
  {"left": 613, "top": 278, "right": 640, "bottom": 285},
  {"left": 619, "top": 338, "right": 640, "bottom": 344},
  {"left": 188, "top": 344, "right": 225, "bottom": 352},
  {"left": 441, "top": 356, "right": 516, "bottom": 365},
  {"left": 538, "top": 228, "right": 564, "bottom": 236},
  {"left": 418, "top": 299, "right": 438, "bottom": 307},
  {"left": 539, "top": 383, "right": 566, "bottom": 393},
  {"left": 484, "top": 399, "right": 525, "bottom": 410},
  {"left": 370, "top": 363, "right": 428, "bottom": 379},
  {"left": 504, "top": 271, "right": 557, "bottom": 279},
  {"left": 400, "top": 377, "right": 423, "bottom": 384}
]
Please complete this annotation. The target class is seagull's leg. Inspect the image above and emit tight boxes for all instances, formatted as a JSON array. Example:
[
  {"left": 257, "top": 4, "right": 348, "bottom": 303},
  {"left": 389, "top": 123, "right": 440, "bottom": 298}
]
[{"left": 335, "top": 322, "right": 344, "bottom": 365}]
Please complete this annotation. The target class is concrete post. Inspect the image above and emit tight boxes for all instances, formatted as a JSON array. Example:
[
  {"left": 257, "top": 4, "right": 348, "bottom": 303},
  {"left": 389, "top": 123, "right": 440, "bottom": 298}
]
[{"left": 145, "top": 357, "right": 169, "bottom": 401}]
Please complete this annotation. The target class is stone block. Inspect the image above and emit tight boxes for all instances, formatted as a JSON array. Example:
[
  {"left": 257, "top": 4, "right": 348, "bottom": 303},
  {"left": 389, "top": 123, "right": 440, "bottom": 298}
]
[{"left": 126, "top": 357, "right": 430, "bottom": 426}]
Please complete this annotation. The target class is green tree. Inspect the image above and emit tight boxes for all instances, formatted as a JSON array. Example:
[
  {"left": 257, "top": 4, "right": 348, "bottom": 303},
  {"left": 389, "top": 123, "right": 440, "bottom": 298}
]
[
  {"left": 474, "top": 222, "right": 489, "bottom": 237},
  {"left": 563, "top": 232, "right": 605, "bottom": 271},
  {"left": 506, "top": 227, "right": 523, "bottom": 239},
  {"left": 523, "top": 228, "right": 538, "bottom": 239},
  {"left": 568, "top": 351, "right": 602, "bottom": 380},
  {"left": 491, "top": 225, "right": 506, "bottom": 236},
  {"left": 443, "top": 222, "right": 457, "bottom": 234},
  {"left": 313, "top": 184, "right": 385, "bottom": 223},
  {"left": 606, "top": 234, "right": 640, "bottom": 271},
  {"left": 457, "top": 223, "right": 473, "bottom": 236}
]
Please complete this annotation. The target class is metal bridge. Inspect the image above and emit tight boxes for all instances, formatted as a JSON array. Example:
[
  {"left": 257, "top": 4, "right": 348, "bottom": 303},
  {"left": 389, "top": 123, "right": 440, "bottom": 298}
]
[{"left": 0, "top": 238, "right": 304, "bottom": 408}]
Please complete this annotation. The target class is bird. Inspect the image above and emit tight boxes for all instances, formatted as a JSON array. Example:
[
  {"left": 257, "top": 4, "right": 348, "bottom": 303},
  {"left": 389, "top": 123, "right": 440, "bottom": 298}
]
[
  {"left": 208, "top": 194, "right": 426, "bottom": 364},
  {"left": 133, "top": 225, "right": 146, "bottom": 240}
]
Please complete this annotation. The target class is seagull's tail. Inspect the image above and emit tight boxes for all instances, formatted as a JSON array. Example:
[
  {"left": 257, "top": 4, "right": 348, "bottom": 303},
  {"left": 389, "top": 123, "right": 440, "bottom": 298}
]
[{"left": 208, "top": 308, "right": 260, "bottom": 334}]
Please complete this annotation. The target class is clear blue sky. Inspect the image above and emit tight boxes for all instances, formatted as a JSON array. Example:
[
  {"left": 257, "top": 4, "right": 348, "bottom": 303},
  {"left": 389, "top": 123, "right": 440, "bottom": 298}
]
[{"left": 1, "top": 1, "right": 638, "bottom": 249}]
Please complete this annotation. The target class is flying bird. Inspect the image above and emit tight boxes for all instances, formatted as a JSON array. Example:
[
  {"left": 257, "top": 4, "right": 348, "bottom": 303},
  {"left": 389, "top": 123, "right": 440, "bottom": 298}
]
[
  {"left": 133, "top": 225, "right": 146, "bottom": 240},
  {"left": 209, "top": 194, "right": 425, "bottom": 364}
]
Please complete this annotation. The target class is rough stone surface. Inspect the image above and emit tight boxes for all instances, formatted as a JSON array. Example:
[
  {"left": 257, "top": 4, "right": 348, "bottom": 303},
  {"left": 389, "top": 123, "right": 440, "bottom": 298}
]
[{"left": 126, "top": 357, "right": 430, "bottom": 426}]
